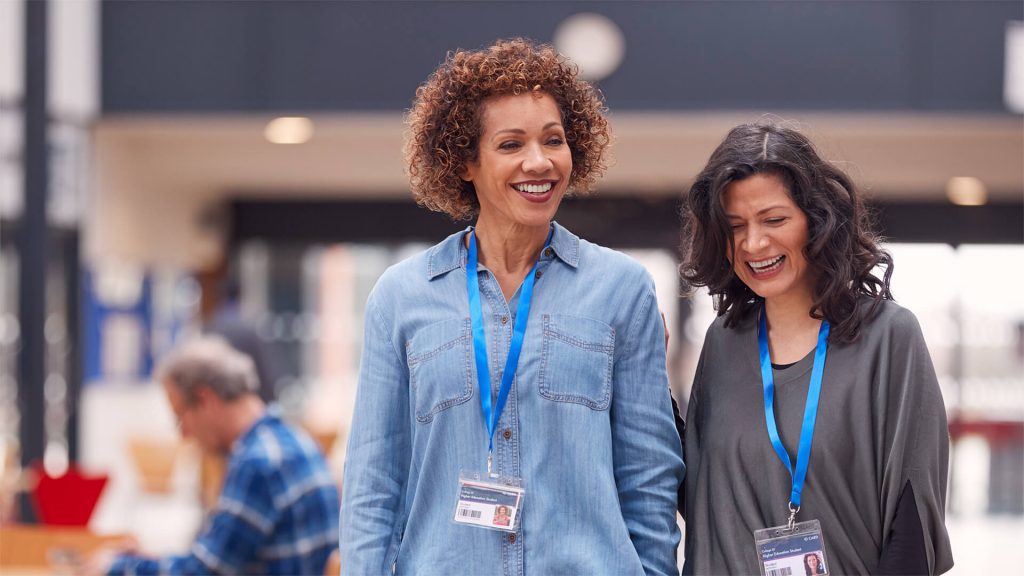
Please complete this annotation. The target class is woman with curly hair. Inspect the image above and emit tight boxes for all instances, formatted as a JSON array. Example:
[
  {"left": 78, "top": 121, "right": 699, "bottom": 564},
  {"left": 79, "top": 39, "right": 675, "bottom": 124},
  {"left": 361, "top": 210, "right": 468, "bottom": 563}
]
[
  {"left": 340, "top": 38, "right": 684, "bottom": 575},
  {"left": 679, "top": 122, "right": 953, "bottom": 575}
]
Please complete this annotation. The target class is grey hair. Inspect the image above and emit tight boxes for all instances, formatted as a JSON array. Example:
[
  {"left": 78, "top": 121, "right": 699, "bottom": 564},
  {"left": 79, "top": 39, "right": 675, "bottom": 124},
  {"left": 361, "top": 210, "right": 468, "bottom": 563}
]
[{"left": 156, "top": 336, "right": 259, "bottom": 402}]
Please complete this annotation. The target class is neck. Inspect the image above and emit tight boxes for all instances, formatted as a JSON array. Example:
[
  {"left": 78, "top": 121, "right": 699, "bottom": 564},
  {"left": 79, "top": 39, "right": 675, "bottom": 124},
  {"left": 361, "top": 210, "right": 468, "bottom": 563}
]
[
  {"left": 763, "top": 291, "right": 817, "bottom": 333},
  {"left": 222, "top": 395, "right": 265, "bottom": 450},
  {"left": 471, "top": 216, "right": 550, "bottom": 276},
  {"left": 763, "top": 290, "right": 822, "bottom": 364}
]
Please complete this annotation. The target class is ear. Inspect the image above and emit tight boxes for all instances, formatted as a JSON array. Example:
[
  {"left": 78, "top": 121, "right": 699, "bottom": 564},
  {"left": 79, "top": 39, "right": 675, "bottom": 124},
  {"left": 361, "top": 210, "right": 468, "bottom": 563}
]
[
  {"left": 194, "top": 385, "right": 218, "bottom": 407},
  {"left": 458, "top": 160, "right": 476, "bottom": 183}
]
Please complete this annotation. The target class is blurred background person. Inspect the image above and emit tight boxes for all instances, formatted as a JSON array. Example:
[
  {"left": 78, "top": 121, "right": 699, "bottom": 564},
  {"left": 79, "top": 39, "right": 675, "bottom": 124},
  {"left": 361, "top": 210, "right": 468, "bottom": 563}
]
[
  {"left": 679, "top": 122, "right": 952, "bottom": 575},
  {"left": 79, "top": 336, "right": 338, "bottom": 575},
  {"left": 340, "top": 38, "right": 683, "bottom": 575}
]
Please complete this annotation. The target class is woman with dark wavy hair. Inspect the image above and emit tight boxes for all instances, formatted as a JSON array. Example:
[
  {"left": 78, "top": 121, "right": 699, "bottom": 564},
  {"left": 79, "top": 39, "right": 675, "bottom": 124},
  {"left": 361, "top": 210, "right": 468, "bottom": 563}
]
[
  {"left": 679, "top": 121, "right": 952, "bottom": 575},
  {"left": 340, "top": 38, "right": 684, "bottom": 575},
  {"left": 804, "top": 552, "right": 826, "bottom": 575}
]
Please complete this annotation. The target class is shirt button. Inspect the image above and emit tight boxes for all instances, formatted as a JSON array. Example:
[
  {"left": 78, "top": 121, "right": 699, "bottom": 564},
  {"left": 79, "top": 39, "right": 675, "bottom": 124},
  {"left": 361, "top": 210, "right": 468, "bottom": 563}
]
[
  {"left": 509, "top": 533, "right": 516, "bottom": 544},
  {"left": 544, "top": 248, "right": 553, "bottom": 257},
  {"left": 503, "top": 428, "right": 512, "bottom": 440},
  {"left": 536, "top": 270, "right": 543, "bottom": 278},
  {"left": 500, "top": 315, "right": 509, "bottom": 325}
]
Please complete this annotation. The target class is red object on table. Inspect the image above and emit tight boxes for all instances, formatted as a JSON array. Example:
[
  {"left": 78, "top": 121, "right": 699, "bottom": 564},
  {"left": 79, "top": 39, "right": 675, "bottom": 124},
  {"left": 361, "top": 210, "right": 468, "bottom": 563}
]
[{"left": 31, "top": 462, "right": 109, "bottom": 526}]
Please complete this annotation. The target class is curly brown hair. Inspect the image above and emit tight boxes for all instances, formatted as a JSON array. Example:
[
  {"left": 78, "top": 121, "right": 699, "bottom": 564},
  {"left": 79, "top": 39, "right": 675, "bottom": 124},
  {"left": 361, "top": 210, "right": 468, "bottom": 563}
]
[
  {"left": 404, "top": 38, "right": 611, "bottom": 220},
  {"left": 680, "top": 121, "right": 894, "bottom": 343}
]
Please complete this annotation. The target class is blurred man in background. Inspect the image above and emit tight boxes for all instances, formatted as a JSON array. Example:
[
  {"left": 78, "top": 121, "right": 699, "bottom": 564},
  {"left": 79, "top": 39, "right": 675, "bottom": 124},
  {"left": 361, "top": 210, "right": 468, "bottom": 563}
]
[{"left": 80, "top": 336, "right": 339, "bottom": 575}]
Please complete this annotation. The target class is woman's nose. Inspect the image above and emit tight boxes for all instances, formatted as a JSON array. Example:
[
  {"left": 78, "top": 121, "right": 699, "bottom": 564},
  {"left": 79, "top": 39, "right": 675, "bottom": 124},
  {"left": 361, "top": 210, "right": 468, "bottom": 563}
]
[
  {"left": 741, "top": 227, "right": 769, "bottom": 251},
  {"left": 522, "top": 144, "right": 553, "bottom": 173}
]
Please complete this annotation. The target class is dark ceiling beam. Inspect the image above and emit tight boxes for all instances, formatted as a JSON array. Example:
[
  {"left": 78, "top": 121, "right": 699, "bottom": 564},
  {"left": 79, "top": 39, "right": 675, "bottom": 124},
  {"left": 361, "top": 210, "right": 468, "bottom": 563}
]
[{"left": 230, "top": 197, "right": 1024, "bottom": 248}]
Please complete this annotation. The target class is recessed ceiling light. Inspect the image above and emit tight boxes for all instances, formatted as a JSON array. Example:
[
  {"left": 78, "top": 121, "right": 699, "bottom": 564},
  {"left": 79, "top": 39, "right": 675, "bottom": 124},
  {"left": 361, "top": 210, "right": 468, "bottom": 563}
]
[
  {"left": 264, "top": 117, "right": 313, "bottom": 145},
  {"left": 946, "top": 176, "right": 987, "bottom": 206}
]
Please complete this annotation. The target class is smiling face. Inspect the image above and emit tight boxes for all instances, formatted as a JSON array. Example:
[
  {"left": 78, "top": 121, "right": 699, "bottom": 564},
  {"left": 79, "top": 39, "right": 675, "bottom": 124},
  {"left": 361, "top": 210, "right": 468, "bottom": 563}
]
[
  {"left": 722, "top": 172, "right": 814, "bottom": 304},
  {"left": 462, "top": 92, "right": 572, "bottom": 234}
]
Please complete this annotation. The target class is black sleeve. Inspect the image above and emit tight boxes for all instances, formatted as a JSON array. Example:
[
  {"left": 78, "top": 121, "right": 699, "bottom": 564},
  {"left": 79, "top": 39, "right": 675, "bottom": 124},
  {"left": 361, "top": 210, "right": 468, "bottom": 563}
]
[
  {"left": 671, "top": 395, "right": 686, "bottom": 517},
  {"left": 877, "top": 480, "right": 930, "bottom": 575}
]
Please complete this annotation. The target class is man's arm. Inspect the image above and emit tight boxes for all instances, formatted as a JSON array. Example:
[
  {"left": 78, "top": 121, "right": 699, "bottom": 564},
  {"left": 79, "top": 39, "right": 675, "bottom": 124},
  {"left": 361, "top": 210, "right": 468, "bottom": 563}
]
[{"left": 106, "top": 458, "right": 278, "bottom": 575}]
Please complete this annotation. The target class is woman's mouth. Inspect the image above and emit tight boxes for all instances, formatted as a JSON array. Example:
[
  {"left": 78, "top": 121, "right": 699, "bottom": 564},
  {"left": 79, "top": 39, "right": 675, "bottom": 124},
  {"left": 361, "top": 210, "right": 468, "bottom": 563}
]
[
  {"left": 512, "top": 182, "right": 553, "bottom": 195},
  {"left": 747, "top": 255, "right": 785, "bottom": 274}
]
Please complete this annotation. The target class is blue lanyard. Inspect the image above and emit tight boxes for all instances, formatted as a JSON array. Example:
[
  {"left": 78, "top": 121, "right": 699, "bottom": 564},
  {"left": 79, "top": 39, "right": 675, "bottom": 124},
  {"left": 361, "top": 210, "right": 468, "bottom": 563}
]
[
  {"left": 758, "top": 308, "right": 830, "bottom": 510},
  {"left": 466, "top": 229, "right": 551, "bottom": 456}
]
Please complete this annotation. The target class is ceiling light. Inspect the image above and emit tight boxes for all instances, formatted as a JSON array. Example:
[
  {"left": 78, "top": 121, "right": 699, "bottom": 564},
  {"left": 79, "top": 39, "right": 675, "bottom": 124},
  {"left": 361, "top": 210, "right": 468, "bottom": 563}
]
[
  {"left": 264, "top": 117, "right": 313, "bottom": 145},
  {"left": 946, "top": 177, "right": 987, "bottom": 206},
  {"left": 1005, "top": 21, "right": 1024, "bottom": 113},
  {"left": 554, "top": 13, "right": 626, "bottom": 82}
]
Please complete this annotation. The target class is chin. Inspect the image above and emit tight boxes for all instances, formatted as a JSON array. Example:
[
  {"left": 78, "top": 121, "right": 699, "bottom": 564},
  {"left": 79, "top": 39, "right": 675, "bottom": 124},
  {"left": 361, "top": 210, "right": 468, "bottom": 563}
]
[
  {"left": 512, "top": 214, "right": 555, "bottom": 230},
  {"left": 743, "top": 278, "right": 796, "bottom": 302}
]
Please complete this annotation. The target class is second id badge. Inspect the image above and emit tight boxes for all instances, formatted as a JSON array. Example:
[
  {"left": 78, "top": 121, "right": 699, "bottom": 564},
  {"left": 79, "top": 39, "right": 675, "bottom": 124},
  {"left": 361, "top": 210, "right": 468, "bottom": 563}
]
[
  {"left": 754, "top": 519, "right": 830, "bottom": 576},
  {"left": 453, "top": 471, "right": 524, "bottom": 533}
]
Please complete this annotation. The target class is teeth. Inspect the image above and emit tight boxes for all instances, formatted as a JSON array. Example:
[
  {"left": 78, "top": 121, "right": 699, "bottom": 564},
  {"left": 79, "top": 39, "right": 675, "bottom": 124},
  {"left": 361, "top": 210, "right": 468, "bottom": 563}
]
[
  {"left": 513, "top": 182, "right": 553, "bottom": 194},
  {"left": 749, "top": 255, "right": 784, "bottom": 272}
]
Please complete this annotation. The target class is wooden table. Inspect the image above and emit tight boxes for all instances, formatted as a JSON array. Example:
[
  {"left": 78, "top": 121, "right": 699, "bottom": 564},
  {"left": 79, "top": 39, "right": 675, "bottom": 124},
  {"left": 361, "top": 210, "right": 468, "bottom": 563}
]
[{"left": 0, "top": 524, "right": 132, "bottom": 572}]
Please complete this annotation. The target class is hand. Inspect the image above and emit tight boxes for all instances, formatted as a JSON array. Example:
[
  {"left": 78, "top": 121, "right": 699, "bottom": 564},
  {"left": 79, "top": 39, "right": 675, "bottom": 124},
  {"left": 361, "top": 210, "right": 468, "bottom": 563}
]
[
  {"left": 75, "top": 547, "right": 119, "bottom": 576},
  {"left": 75, "top": 537, "right": 139, "bottom": 576}
]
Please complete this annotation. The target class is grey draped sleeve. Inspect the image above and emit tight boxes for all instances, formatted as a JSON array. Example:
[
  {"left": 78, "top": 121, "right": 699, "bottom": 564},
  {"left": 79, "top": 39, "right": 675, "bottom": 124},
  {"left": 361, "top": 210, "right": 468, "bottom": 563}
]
[{"left": 876, "top": 307, "right": 954, "bottom": 574}]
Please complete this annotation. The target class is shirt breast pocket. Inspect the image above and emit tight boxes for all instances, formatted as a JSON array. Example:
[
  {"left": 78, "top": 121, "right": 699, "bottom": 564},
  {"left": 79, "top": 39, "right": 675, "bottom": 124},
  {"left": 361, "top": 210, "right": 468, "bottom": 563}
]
[
  {"left": 538, "top": 313, "right": 615, "bottom": 411},
  {"left": 407, "top": 318, "right": 474, "bottom": 423}
]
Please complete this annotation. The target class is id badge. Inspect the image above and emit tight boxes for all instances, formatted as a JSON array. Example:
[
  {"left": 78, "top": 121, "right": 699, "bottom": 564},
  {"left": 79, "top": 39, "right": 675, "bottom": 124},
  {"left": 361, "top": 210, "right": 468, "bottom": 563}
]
[
  {"left": 453, "top": 471, "right": 524, "bottom": 532},
  {"left": 754, "top": 519, "right": 830, "bottom": 576}
]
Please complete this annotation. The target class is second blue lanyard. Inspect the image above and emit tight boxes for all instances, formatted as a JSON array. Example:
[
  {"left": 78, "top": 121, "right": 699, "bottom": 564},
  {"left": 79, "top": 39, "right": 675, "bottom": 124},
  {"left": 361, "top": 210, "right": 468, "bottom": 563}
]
[
  {"left": 758, "top": 308, "right": 831, "bottom": 509},
  {"left": 466, "top": 229, "right": 551, "bottom": 454}
]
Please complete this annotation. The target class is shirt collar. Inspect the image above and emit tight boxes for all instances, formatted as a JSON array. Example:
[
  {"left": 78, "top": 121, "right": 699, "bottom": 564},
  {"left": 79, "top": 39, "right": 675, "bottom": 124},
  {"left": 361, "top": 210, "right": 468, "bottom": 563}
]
[
  {"left": 232, "top": 408, "right": 277, "bottom": 452},
  {"left": 426, "top": 221, "right": 580, "bottom": 280}
]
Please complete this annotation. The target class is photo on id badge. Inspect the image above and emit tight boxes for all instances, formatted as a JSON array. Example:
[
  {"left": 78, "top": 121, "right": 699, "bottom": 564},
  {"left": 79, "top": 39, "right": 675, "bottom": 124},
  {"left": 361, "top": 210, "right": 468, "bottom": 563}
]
[
  {"left": 756, "top": 523, "right": 829, "bottom": 576},
  {"left": 453, "top": 475, "right": 523, "bottom": 532}
]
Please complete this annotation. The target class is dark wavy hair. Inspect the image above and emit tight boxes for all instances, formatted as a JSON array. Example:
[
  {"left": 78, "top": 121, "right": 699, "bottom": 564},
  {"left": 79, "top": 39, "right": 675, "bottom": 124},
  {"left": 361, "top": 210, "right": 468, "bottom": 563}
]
[
  {"left": 679, "top": 121, "right": 893, "bottom": 343},
  {"left": 803, "top": 552, "right": 825, "bottom": 575},
  {"left": 404, "top": 37, "right": 611, "bottom": 220}
]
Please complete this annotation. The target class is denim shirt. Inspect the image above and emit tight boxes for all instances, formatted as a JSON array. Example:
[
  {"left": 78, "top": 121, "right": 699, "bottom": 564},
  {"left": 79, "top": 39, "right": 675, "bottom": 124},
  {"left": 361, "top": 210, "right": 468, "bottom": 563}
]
[{"left": 340, "top": 222, "right": 685, "bottom": 576}]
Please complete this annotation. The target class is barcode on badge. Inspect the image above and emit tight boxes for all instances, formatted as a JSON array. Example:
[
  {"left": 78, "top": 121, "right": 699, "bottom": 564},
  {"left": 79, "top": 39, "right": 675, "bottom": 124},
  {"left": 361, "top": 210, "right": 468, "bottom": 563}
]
[
  {"left": 457, "top": 508, "right": 482, "bottom": 519},
  {"left": 767, "top": 568, "right": 792, "bottom": 576}
]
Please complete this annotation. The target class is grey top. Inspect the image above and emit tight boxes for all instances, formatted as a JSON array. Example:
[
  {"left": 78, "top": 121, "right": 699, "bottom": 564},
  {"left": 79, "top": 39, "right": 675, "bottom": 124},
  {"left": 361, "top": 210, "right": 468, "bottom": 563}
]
[{"left": 683, "top": 300, "right": 953, "bottom": 575}]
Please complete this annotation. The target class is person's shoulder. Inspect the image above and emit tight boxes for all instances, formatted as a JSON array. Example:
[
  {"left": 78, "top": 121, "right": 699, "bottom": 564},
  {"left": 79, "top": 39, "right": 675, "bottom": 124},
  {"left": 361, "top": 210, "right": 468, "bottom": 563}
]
[
  {"left": 241, "top": 415, "right": 332, "bottom": 478},
  {"left": 702, "top": 310, "right": 752, "bottom": 347},
  {"left": 707, "top": 313, "right": 731, "bottom": 335},
  {"left": 861, "top": 298, "right": 923, "bottom": 339},
  {"left": 372, "top": 248, "right": 431, "bottom": 292},
  {"left": 578, "top": 237, "right": 645, "bottom": 272},
  {"left": 226, "top": 434, "right": 277, "bottom": 484},
  {"left": 370, "top": 228, "right": 467, "bottom": 303},
  {"left": 576, "top": 236, "right": 655, "bottom": 289}
]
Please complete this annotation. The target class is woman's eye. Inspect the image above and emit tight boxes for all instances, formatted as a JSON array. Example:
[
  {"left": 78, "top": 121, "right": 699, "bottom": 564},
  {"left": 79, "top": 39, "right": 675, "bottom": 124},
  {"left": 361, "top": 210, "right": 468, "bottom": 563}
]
[
  {"left": 498, "top": 141, "right": 521, "bottom": 151},
  {"left": 766, "top": 217, "right": 786, "bottom": 225},
  {"left": 730, "top": 224, "right": 745, "bottom": 231},
  {"left": 546, "top": 137, "right": 565, "bottom": 146}
]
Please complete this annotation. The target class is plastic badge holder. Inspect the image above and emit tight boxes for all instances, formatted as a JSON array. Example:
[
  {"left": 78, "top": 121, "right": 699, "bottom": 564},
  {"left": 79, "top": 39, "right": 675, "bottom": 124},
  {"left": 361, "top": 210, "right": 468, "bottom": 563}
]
[
  {"left": 754, "top": 519, "right": 830, "bottom": 576},
  {"left": 453, "top": 470, "right": 524, "bottom": 533}
]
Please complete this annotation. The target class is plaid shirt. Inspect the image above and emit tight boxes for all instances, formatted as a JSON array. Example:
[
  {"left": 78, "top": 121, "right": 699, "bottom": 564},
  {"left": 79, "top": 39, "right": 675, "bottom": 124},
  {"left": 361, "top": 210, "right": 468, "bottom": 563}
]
[{"left": 109, "top": 411, "right": 340, "bottom": 575}]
